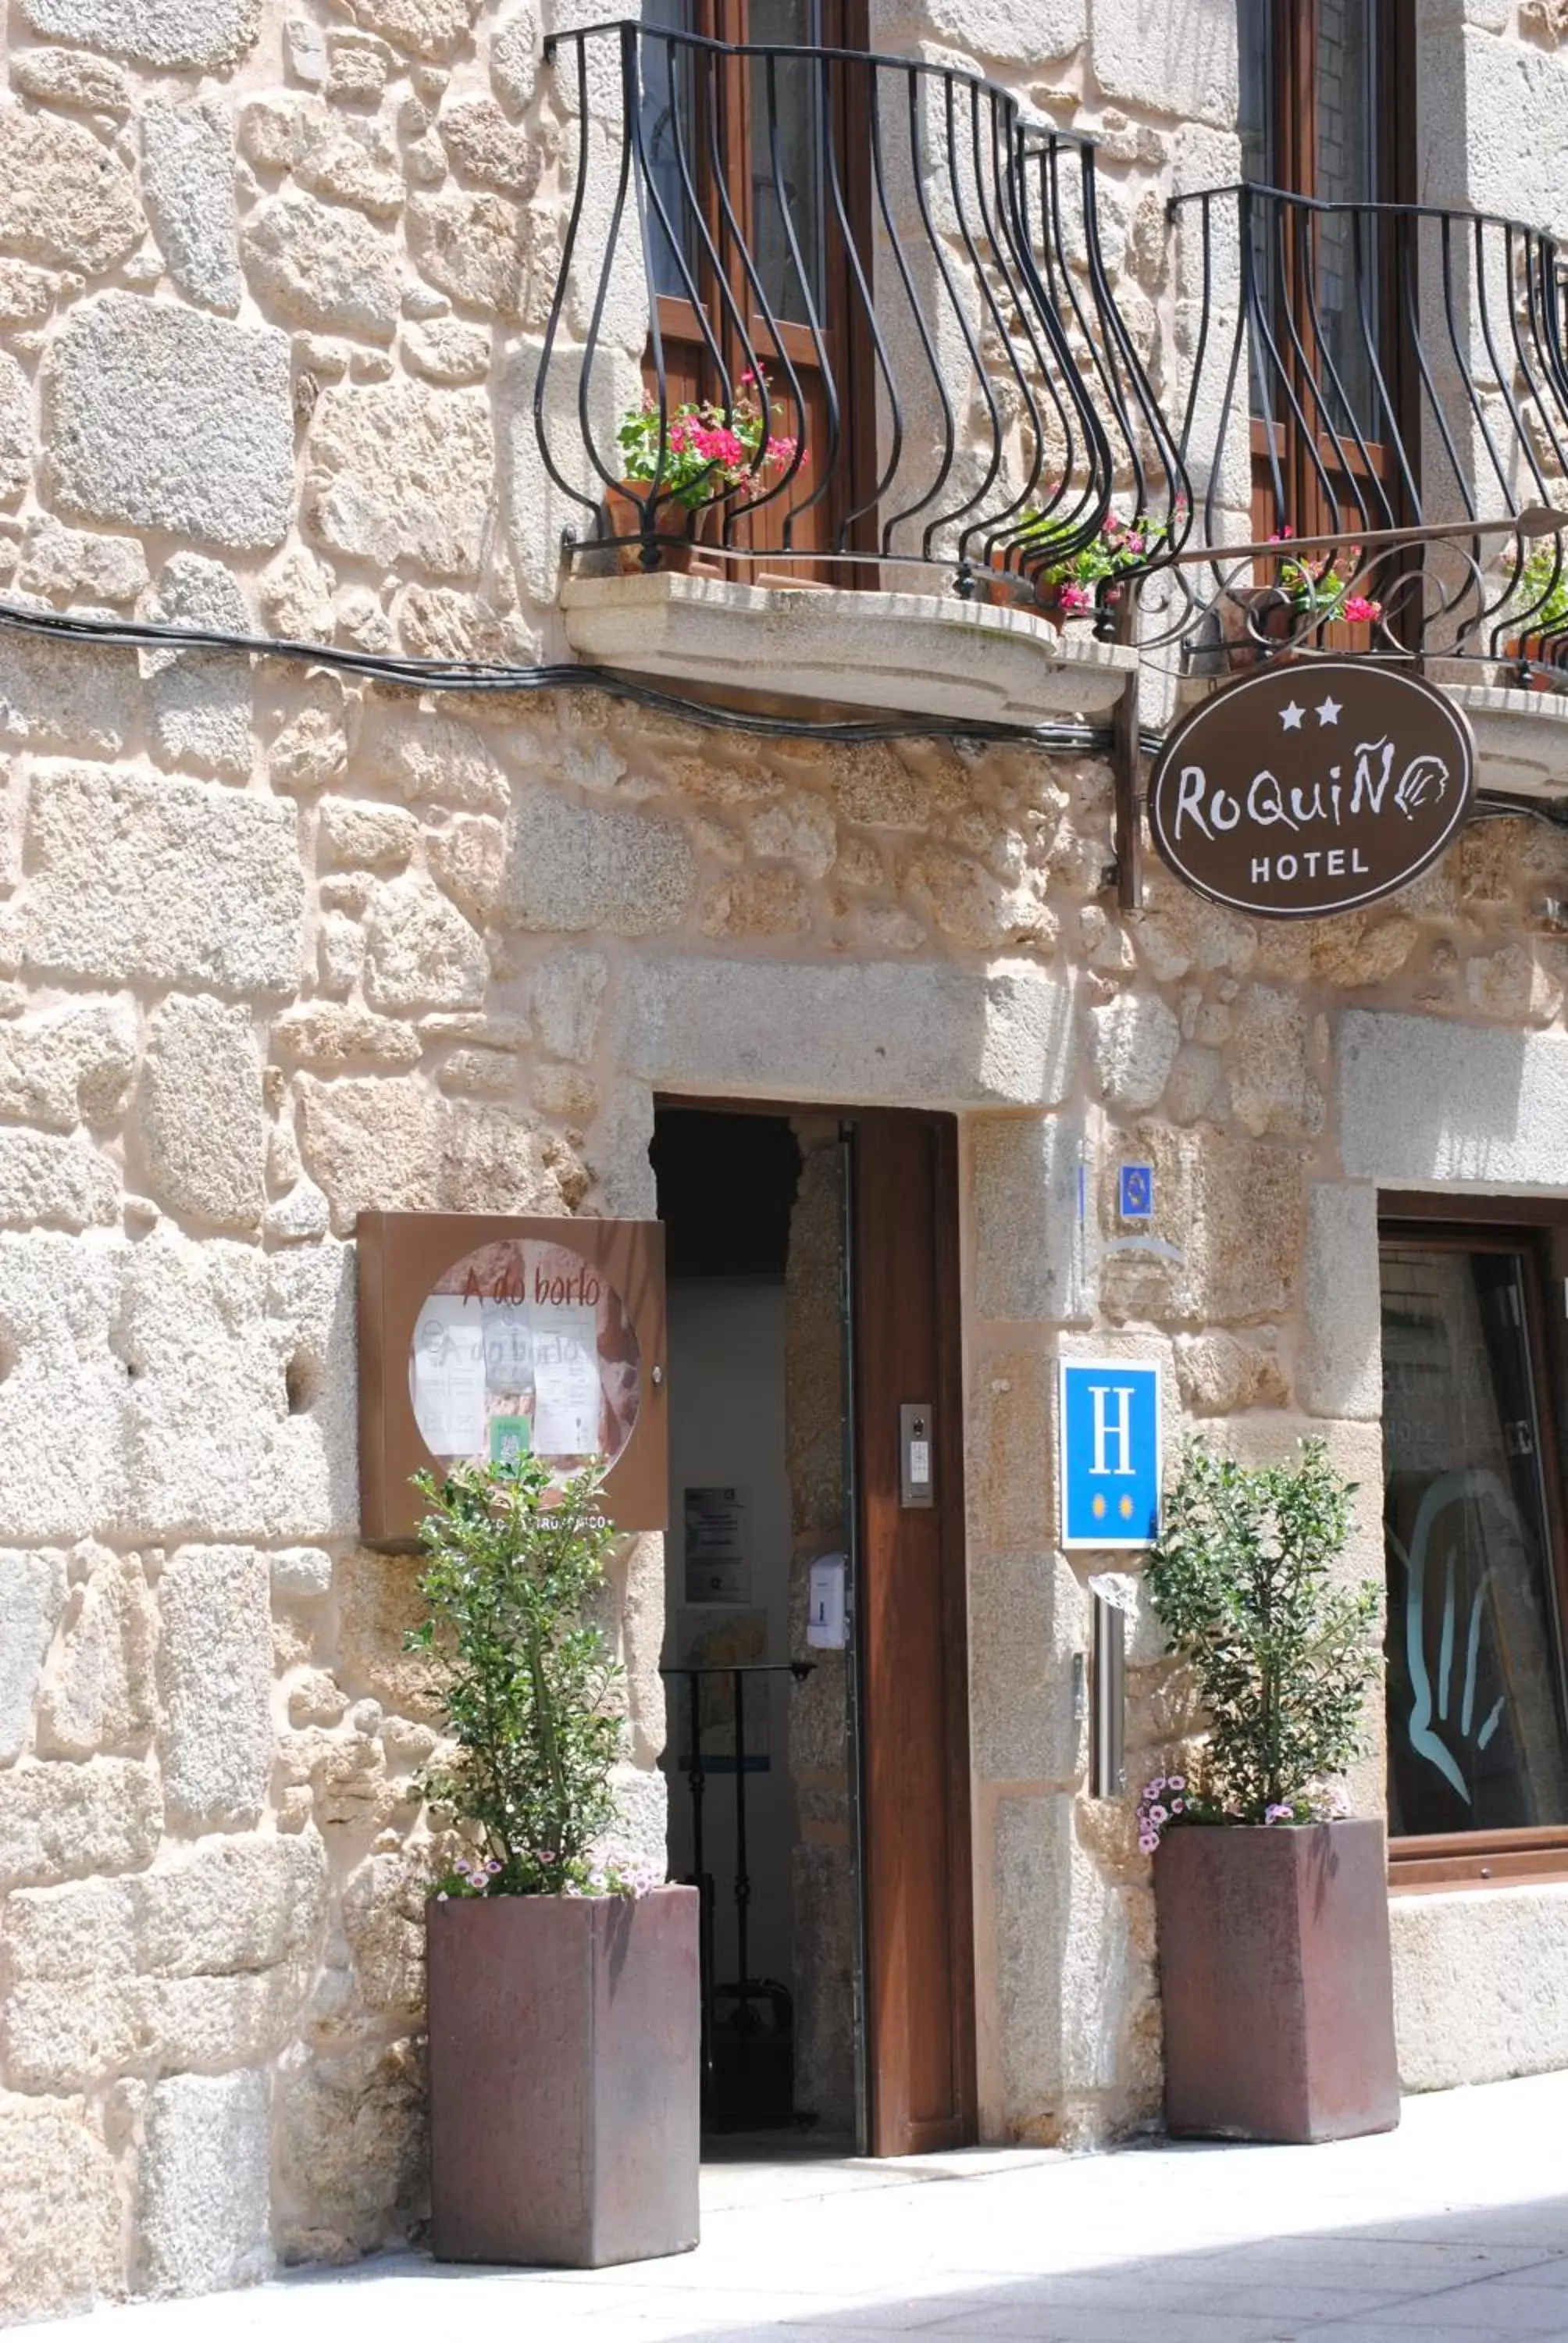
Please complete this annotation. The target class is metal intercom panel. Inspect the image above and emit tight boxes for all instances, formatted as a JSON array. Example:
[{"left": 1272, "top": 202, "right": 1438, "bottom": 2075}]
[{"left": 899, "top": 1402, "right": 934, "bottom": 1508}]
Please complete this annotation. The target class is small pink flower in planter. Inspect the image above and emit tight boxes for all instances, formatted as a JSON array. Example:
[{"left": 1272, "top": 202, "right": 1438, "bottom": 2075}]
[{"left": 1135, "top": 1772, "right": 1189, "bottom": 1853}]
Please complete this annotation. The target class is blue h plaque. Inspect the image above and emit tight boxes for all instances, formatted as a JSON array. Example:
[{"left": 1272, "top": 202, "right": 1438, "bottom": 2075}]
[{"left": 1059, "top": 1359, "right": 1163, "bottom": 1551}]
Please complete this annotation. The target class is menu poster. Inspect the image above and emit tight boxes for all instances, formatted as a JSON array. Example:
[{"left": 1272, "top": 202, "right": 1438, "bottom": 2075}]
[
  {"left": 411, "top": 1296, "right": 486, "bottom": 1456},
  {"left": 530, "top": 1300, "right": 602, "bottom": 1456}
]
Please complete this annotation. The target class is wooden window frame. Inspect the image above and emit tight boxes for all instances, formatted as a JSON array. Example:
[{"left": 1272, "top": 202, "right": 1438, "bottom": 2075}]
[
  {"left": 1242, "top": 0, "right": 1419, "bottom": 566},
  {"left": 646, "top": 0, "right": 877, "bottom": 582},
  {"left": 1247, "top": 0, "right": 1417, "bottom": 209},
  {"left": 1381, "top": 1193, "right": 1568, "bottom": 1890}
]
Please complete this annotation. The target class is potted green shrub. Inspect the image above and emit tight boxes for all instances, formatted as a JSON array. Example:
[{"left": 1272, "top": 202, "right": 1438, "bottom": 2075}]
[
  {"left": 410, "top": 1455, "right": 698, "bottom": 2267},
  {"left": 1142, "top": 1439, "right": 1399, "bottom": 2144}
]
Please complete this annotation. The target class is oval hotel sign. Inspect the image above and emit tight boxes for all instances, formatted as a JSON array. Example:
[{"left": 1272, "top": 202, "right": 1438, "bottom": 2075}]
[{"left": 1149, "top": 659, "right": 1474, "bottom": 918}]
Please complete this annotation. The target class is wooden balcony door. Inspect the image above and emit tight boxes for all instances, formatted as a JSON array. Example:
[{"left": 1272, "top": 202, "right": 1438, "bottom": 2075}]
[
  {"left": 1238, "top": 0, "right": 1416, "bottom": 550},
  {"left": 639, "top": 0, "right": 871, "bottom": 580}
]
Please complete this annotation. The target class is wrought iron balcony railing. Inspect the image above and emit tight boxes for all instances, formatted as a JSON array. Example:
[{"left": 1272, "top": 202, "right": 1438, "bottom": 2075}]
[
  {"left": 535, "top": 22, "right": 1188, "bottom": 609},
  {"left": 1165, "top": 185, "right": 1568, "bottom": 683}
]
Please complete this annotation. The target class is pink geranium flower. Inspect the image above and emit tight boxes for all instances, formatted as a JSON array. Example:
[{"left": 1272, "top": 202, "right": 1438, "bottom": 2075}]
[{"left": 692, "top": 423, "right": 746, "bottom": 468}]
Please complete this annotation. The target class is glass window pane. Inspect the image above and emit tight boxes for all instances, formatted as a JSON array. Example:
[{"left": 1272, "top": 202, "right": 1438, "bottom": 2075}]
[
  {"left": 748, "top": 0, "right": 825, "bottom": 322},
  {"left": 1237, "top": 0, "right": 1273, "bottom": 189},
  {"left": 1316, "top": 0, "right": 1377, "bottom": 205},
  {"left": 1315, "top": 0, "right": 1381, "bottom": 440},
  {"left": 1381, "top": 1243, "right": 1568, "bottom": 1837},
  {"left": 1238, "top": 0, "right": 1279, "bottom": 431},
  {"left": 641, "top": 0, "right": 698, "bottom": 302}
]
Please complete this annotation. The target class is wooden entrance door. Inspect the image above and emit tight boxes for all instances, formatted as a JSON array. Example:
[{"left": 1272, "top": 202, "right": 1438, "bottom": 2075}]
[{"left": 851, "top": 1114, "right": 977, "bottom": 2156}]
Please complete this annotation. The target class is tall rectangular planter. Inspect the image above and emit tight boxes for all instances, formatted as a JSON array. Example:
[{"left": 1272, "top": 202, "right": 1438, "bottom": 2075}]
[
  {"left": 428, "top": 1884, "right": 700, "bottom": 2267},
  {"left": 1155, "top": 1819, "right": 1399, "bottom": 2143}
]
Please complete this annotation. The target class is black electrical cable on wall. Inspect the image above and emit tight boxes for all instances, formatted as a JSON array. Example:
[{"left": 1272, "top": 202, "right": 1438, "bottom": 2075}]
[
  {"left": 0, "top": 595, "right": 1117, "bottom": 756},
  {"left": 0, "top": 594, "right": 1560, "bottom": 829}
]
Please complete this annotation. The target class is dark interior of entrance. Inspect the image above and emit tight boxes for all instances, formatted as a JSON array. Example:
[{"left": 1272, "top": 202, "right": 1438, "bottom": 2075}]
[{"left": 652, "top": 1107, "right": 859, "bottom": 2147}]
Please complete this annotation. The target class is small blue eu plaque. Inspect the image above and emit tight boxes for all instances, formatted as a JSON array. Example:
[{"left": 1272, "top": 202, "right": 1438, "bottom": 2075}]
[{"left": 1118, "top": 1162, "right": 1154, "bottom": 1221}]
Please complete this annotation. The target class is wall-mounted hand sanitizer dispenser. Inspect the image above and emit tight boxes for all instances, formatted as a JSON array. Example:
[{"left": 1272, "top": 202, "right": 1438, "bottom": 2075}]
[{"left": 807, "top": 1553, "right": 847, "bottom": 1649}]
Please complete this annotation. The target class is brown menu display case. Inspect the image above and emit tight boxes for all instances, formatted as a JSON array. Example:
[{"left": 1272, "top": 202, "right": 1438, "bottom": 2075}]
[{"left": 357, "top": 1211, "right": 668, "bottom": 1547}]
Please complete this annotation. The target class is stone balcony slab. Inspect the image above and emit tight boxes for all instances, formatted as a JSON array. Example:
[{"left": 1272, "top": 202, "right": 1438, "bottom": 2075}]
[
  {"left": 558, "top": 572, "right": 1136, "bottom": 726},
  {"left": 1429, "top": 671, "right": 1568, "bottom": 801}
]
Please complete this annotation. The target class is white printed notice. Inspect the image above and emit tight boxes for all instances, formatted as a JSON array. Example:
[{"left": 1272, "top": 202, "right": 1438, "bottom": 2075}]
[
  {"left": 411, "top": 1296, "right": 486, "bottom": 1455},
  {"left": 529, "top": 1302, "right": 601, "bottom": 1455}
]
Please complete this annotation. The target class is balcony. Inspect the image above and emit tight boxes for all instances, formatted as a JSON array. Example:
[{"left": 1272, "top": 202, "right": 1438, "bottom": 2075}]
[
  {"left": 532, "top": 21, "right": 1187, "bottom": 727},
  {"left": 1164, "top": 184, "right": 1568, "bottom": 796}
]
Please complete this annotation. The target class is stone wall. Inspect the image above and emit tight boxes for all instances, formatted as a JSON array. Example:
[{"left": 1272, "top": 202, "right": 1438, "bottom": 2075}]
[
  {"left": 8, "top": 626, "right": 1568, "bottom": 2308},
  {"left": 1, "top": 0, "right": 1568, "bottom": 2320}
]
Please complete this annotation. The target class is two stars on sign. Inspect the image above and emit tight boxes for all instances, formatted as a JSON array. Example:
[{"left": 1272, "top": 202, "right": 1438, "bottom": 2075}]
[{"left": 1278, "top": 696, "right": 1340, "bottom": 729}]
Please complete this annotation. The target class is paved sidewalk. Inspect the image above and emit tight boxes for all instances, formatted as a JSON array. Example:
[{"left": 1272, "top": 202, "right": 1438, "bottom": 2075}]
[{"left": 70, "top": 2072, "right": 1568, "bottom": 2343}]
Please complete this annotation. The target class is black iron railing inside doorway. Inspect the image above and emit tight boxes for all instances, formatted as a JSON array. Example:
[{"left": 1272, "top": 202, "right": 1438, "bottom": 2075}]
[{"left": 661, "top": 1659, "right": 815, "bottom": 2121}]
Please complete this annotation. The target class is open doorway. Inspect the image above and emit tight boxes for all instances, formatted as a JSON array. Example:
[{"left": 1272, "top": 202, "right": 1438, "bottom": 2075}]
[{"left": 652, "top": 1103, "right": 978, "bottom": 2159}]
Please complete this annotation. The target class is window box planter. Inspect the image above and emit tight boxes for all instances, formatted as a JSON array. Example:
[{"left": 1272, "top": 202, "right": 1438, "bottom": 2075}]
[
  {"left": 1221, "top": 587, "right": 1299, "bottom": 669},
  {"left": 429, "top": 1884, "right": 700, "bottom": 2267},
  {"left": 979, "top": 555, "right": 1065, "bottom": 628},
  {"left": 601, "top": 484, "right": 721, "bottom": 578},
  {"left": 1155, "top": 1817, "right": 1399, "bottom": 2143},
  {"left": 1506, "top": 631, "right": 1568, "bottom": 692}
]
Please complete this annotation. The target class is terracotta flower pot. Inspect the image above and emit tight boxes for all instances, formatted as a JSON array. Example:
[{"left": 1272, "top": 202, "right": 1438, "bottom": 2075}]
[
  {"left": 1507, "top": 632, "right": 1568, "bottom": 691},
  {"left": 979, "top": 547, "right": 1035, "bottom": 608},
  {"left": 1032, "top": 580, "right": 1070, "bottom": 633},
  {"left": 603, "top": 481, "right": 700, "bottom": 575},
  {"left": 1223, "top": 587, "right": 1299, "bottom": 670},
  {"left": 1154, "top": 1818, "right": 1399, "bottom": 2144},
  {"left": 980, "top": 551, "right": 1066, "bottom": 629},
  {"left": 428, "top": 1885, "right": 700, "bottom": 2267}
]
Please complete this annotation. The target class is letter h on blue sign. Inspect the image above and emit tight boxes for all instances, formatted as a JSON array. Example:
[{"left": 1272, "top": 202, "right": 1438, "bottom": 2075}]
[{"left": 1058, "top": 1361, "right": 1162, "bottom": 1551}]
